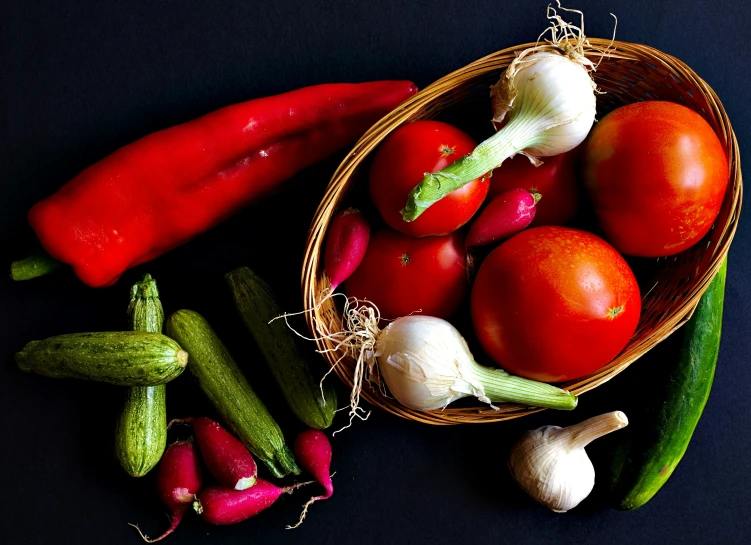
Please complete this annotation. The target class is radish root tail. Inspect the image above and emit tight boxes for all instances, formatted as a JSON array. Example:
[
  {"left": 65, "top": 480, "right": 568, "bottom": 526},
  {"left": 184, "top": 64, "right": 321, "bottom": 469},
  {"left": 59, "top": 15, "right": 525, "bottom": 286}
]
[
  {"left": 285, "top": 495, "right": 322, "bottom": 530},
  {"left": 128, "top": 512, "right": 183, "bottom": 544},
  {"left": 286, "top": 474, "right": 336, "bottom": 530},
  {"left": 166, "top": 417, "right": 192, "bottom": 430},
  {"left": 287, "top": 479, "right": 316, "bottom": 491}
]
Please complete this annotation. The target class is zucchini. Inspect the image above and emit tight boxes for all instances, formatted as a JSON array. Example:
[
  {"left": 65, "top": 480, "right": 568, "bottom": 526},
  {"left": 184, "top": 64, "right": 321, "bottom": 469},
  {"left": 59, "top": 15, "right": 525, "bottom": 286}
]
[
  {"left": 115, "top": 385, "right": 167, "bottom": 477},
  {"left": 164, "top": 309, "right": 300, "bottom": 478},
  {"left": 115, "top": 274, "right": 168, "bottom": 477},
  {"left": 15, "top": 331, "right": 188, "bottom": 386},
  {"left": 609, "top": 257, "right": 727, "bottom": 510},
  {"left": 225, "top": 266, "right": 337, "bottom": 430}
]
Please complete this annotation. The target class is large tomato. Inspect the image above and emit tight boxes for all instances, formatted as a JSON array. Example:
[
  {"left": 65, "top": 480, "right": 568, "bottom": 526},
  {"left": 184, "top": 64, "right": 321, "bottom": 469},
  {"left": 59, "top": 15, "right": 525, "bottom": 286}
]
[
  {"left": 488, "top": 147, "right": 580, "bottom": 226},
  {"left": 369, "top": 120, "right": 489, "bottom": 237},
  {"left": 581, "top": 101, "right": 728, "bottom": 257},
  {"left": 470, "top": 226, "right": 641, "bottom": 382},
  {"left": 344, "top": 228, "right": 467, "bottom": 321}
]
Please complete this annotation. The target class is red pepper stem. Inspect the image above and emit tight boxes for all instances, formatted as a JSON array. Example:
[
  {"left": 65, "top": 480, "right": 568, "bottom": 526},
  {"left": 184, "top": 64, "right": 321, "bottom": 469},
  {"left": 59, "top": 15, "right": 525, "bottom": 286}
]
[{"left": 10, "top": 252, "right": 62, "bottom": 281}]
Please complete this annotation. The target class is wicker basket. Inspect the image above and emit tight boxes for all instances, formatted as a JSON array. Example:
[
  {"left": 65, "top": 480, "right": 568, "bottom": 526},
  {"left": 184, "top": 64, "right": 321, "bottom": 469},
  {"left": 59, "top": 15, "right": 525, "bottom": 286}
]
[{"left": 301, "top": 38, "right": 743, "bottom": 425}]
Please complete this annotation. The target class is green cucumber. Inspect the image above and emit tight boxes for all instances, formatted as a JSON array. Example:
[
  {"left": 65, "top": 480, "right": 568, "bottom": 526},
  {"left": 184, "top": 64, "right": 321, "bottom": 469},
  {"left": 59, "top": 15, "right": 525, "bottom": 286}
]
[
  {"left": 225, "top": 266, "right": 337, "bottom": 430},
  {"left": 609, "top": 257, "right": 727, "bottom": 510},
  {"left": 115, "top": 274, "right": 168, "bottom": 477},
  {"left": 164, "top": 309, "right": 300, "bottom": 478},
  {"left": 16, "top": 331, "right": 188, "bottom": 386}
]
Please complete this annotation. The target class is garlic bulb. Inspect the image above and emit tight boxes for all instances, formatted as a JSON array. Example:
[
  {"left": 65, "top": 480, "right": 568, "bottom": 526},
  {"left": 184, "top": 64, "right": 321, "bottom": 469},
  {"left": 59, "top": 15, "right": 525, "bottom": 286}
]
[{"left": 508, "top": 411, "right": 628, "bottom": 512}]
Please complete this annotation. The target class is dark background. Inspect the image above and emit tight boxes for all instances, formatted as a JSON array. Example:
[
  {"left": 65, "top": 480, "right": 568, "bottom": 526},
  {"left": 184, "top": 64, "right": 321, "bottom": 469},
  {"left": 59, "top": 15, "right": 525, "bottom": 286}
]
[{"left": 2, "top": 0, "right": 749, "bottom": 543}]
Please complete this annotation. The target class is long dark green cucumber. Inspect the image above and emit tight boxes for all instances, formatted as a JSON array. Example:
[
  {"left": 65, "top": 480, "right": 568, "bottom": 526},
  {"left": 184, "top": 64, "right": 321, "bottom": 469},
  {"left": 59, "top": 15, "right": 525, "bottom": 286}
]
[
  {"left": 165, "top": 309, "right": 300, "bottom": 478},
  {"left": 16, "top": 331, "right": 188, "bottom": 386},
  {"left": 609, "top": 257, "right": 727, "bottom": 510},
  {"left": 115, "top": 274, "right": 168, "bottom": 477},
  {"left": 226, "top": 266, "right": 337, "bottom": 429}
]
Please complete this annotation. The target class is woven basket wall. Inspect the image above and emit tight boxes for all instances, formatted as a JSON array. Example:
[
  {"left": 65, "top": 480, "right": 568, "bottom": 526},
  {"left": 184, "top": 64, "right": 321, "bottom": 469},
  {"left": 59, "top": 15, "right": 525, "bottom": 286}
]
[{"left": 301, "top": 38, "right": 743, "bottom": 425}]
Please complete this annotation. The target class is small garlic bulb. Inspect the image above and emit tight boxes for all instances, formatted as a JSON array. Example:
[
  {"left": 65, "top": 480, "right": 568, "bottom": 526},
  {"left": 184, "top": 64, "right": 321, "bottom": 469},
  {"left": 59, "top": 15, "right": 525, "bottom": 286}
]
[{"left": 508, "top": 411, "right": 628, "bottom": 512}]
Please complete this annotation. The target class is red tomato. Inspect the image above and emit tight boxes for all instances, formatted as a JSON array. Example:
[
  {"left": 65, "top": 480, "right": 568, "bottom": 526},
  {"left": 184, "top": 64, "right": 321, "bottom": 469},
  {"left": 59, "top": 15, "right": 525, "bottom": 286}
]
[
  {"left": 470, "top": 226, "right": 641, "bottom": 382},
  {"left": 581, "top": 101, "right": 728, "bottom": 257},
  {"left": 344, "top": 229, "right": 467, "bottom": 321},
  {"left": 487, "top": 147, "right": 580, "bottom": 226},
  {"left": 369, "top": 120, "right": 489, "bottom": 237}
]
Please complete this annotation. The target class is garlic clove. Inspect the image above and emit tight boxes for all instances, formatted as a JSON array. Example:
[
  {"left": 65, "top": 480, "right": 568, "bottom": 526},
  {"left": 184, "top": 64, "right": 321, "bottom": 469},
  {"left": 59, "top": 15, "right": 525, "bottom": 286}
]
[{"left": 508, "top": 411, "right": 628, "bottom": 512}]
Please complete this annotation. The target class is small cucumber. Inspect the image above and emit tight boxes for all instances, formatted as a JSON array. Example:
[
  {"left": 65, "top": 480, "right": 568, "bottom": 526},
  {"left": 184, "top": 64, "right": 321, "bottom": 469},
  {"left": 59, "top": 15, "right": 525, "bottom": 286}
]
[
  {"left": 609, "top": 257, "right": 727, "bottom": 510},
  {"left": 226, "top": 266, "right": 337, "bottom": 430},
  {"left": 16, "top": 331, "right": 188, "bottom": 386},
  {"left": 165, "top": 309, "right": 300, "bottom": 478},
  {"left": 115, "top": 274, "right": 168, "bottom": 477}
]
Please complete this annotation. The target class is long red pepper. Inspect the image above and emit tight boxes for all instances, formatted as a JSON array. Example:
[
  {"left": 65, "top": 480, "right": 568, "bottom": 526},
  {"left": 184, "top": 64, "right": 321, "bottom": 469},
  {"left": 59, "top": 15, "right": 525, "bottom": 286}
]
[{"left": 21, "top": 80, "right": 417, "bottom": 287}]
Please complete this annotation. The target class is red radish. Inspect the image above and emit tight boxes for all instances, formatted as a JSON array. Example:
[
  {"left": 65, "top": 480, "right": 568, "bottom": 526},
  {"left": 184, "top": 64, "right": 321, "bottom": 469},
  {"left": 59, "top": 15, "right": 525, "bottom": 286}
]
[
  {"left": 180, "top": 417, "right": 258, "bottom": 491},
  {"left": 487, "top": 149, "right": 580, "bottom": 227},
  {"left": 288, "top": 429, "right": 334, "bottom": 529},
  {"left": 465, "top": 188, "right": 539, "bottom": 248},
  {"left": 193, "top": 479, "right": 310, "bottom": 525},
  {"left": 131, "top": 439, "right": 203, "bottom": 543},
  {"left": 324, "top": 208, "right": 370, "bottom": 291}
]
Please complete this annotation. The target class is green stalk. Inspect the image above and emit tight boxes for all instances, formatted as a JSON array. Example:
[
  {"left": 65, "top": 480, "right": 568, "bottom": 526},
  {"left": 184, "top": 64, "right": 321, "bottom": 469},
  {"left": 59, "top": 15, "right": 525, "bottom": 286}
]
[
  {"left": 401, "top": 115, "right": 537, "bottom": 222},
  {"left": 470, "top": 361, "right": 578, "bottom": 411},
  {"left": 10, "top": 252, "right": 61, "bottom": 281}
]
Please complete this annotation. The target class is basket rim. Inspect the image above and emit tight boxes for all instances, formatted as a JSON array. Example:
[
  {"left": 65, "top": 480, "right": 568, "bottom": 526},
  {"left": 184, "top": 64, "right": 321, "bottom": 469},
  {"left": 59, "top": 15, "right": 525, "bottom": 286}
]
[{"left": 300, "top": 38, "right": 743, "bottom": 425}]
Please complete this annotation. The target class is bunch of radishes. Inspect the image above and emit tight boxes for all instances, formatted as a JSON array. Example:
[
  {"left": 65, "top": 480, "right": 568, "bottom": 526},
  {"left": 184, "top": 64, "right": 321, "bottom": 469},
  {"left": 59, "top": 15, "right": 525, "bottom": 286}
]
[{"left": 132, "top": 417, "right": 334, "bottom": 542}]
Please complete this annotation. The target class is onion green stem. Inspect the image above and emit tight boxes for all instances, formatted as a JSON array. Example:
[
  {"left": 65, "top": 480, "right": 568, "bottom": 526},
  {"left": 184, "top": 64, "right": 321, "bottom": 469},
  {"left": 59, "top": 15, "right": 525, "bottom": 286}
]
[
  {"left": 470, "top": 360, "right": 578, "bottom": 411},
  {"left": 10, "top": 252, "right": 62, "bottom": 281},
  {"left": 401, "top": 115, "right": 537, "bottom": 222}
]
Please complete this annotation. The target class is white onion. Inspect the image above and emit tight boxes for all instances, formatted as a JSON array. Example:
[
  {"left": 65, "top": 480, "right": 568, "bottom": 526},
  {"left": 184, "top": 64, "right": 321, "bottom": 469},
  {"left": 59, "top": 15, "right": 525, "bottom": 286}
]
[
  {"left": 373, "top": 315, "right": 577, "bottom": 411},
  {"left": 402, "top": 4, "right": 598, "bottom": 222}
]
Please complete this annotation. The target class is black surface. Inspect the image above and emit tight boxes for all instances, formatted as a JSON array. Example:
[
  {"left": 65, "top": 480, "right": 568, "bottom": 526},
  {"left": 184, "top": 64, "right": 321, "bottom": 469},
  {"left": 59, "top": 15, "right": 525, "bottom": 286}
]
[{"left": 2, "top": 0, "right": 750, "bottom": 544}]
